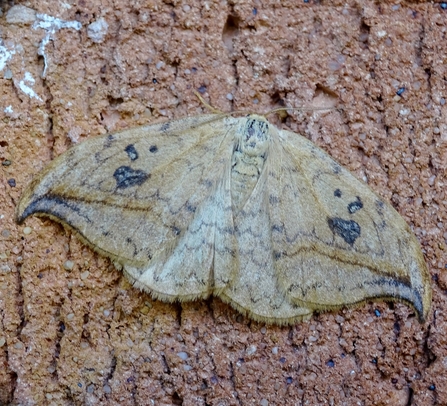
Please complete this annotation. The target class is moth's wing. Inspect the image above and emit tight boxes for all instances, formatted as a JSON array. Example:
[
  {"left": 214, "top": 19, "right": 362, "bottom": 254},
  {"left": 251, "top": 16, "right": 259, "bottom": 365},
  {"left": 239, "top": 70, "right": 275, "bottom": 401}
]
[
  {"left": 126, "top": 153, "right": 238, "bottom": 301},
  {"left": 17, "top": 114, "right": 239, "bottom": 300},
  {"left": 268, "top": 128, "right": 431, "bottom": 321},
  {"left": 218, "top": 150, "right": 313, "bottom": 325}
]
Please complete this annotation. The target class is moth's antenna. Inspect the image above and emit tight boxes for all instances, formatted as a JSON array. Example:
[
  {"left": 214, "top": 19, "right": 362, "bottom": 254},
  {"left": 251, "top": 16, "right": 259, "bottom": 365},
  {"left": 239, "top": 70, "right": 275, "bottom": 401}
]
[
  {"left": 194, "top": 90, "right": 343, "bottom": 118},
  {"left": 194, "top": 91, "right": 224, "bottom": 114},
  {"left": 264, "top": 105, "right": 341, "bottom": 117}
]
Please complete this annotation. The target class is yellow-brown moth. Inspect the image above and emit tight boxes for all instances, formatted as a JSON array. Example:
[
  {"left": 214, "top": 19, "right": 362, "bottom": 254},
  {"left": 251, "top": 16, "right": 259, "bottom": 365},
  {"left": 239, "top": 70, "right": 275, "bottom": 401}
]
[{"left": 16, "top": 113, "right": 431, "bottom": 325}]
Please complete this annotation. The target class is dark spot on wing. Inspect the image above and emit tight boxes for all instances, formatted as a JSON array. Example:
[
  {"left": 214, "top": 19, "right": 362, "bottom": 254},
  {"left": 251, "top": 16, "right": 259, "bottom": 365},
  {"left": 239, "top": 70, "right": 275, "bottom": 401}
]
[
  {"left": 269, "top": 195, "right": 279, "bottom": 204},
  {"left": 104, "top": 134, "right": 115, "bottom": 148},
  {"left": 327, "top": 217, "right": 361, "bottom": 245},
  {"left": 273, "top": 251, "right": 285, "bottom": 260},
  {"left": 149, "top": 145, "right": 158, "bottom": 153},
  {"left": 186, "top": 203, "right": 196, "bottom": 213},
  {"left": 348, "top": 197, "right": 363, "bottom": 214},
  {"left": 272, "top": 224, "right": 284, "bottom": 233},
  {"left": 201, "top": 179, "right": 213, "bottom": 188},
  {"left": 113, "top": 166, "right": 149, "bottom": 189},
  {"left": 221, "top": 226, "right": 234, "bottom": 235},
  {"left": 375, "top": 199, "right": 385, "bottom": 215},
  {"left": 160, "top": 122, "right": 170, "bottom": 132},
  {"left": 332, "top": 164, "right": 341, "bottom": 174},
  {"left": 125, "top": 144, "right": 138, "bottom": 161},
  {"left": 334, "top": 189, "right": 342, "bottom": 198}
]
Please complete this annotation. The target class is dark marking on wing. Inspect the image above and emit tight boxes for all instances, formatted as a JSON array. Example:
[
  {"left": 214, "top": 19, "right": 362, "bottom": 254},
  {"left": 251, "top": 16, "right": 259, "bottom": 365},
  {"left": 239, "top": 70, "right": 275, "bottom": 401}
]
[
  {"left": 272, "top": 224, "right": 284, "bottom": 233},
  {"left": 334, "top": 189, "right": 342, "bottom": 198},
  {"left": 269, "top": 195, "right": 279, "bottom": 204},
  {"left": 201, "top": 179, "right": 213, "bottom": 188},
  {"left": 332, "top": 164, "right": 341, "bottom": 174},
  {"left": 125, "top": 237, "right": 140, "bottom": 257},
  {"left": 327, "top": 217, "right": 361, "bottom": 245},
  {"left": 125, "top": 144, "right": 139, "bottom": 161},
  {"left": 149, "top": 145, "right": 158, "bottom": 153},
  {"left": 17, "top": 194, "right": 93, "bottom": 225},
  {"left": 375, "top": 199, "right": 385, "bottom": 215},
  {"left": 376, "top": 220, "right": 387, "bottom": 230},
  {"left": 185, "top": 203, "right": 197, "bottom": 213},
  {"left": 104, "top": 134, "right": 115, "bottom": 148},
  {"left": 348, "top": 197, "right": 363, "bottom": 214},
  {"left": 113, "top": 166, "right": 149, "bottom": 189},
  {"left": 171, "top": 225, "right": 181, "bottom": 236},
  {"left": 160, "top": 122, "right": 170, "bottom": 132}
]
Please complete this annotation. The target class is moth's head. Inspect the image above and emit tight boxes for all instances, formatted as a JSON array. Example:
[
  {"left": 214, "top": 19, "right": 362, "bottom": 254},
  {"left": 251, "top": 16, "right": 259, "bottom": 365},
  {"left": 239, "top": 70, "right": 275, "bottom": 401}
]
[{"left": 238, "top": 115, "right": 270, "bottom": 156}]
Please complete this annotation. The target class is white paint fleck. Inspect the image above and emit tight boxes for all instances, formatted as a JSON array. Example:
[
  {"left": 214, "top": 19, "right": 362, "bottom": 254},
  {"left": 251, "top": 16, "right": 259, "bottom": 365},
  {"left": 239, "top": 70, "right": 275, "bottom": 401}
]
[
  {"left": 377, "top": 30, "right": 387, "bottom": 38},
  {"left": 33, "top": 14, "right": 82, "bottom": 77},
  {"left": 87, "top": 17, "right": 108, "bottom": 43},
  {"left": 18, "top": 72, "right": 42, "bottom": 101},
  {"left": 0, "top": 43, "right": 16, "bottom": 72},
  {"left": 4, "top": 105, "right": 13, "bottom": 113}
]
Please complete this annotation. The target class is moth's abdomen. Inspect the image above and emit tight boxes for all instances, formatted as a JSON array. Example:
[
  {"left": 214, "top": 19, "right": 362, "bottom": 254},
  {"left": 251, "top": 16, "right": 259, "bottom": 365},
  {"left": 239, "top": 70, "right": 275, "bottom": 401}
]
[{"left": 231, "top": 116, "right": 270, "bottom": 212}]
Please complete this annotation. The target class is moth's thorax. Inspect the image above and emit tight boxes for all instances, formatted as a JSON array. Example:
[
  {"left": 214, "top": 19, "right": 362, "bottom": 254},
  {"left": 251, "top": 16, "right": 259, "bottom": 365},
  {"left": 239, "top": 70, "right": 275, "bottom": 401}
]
[
  {"left": 231, "top": 115, "right": 271, "bottom": 211},
  {"left": 238, "top": 115, "right": 270, "bottom": 156}
]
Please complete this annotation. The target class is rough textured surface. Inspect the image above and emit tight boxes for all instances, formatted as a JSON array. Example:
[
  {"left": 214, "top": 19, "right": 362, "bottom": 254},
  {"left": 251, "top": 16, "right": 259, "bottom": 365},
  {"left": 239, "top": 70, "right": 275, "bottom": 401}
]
[{"left": 0, "top": 0, "right": 445, "bottom": 405}]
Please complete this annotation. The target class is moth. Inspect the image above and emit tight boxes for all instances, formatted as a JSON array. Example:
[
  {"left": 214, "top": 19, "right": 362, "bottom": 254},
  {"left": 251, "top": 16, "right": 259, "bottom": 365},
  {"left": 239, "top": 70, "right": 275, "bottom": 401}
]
[{"left": 16, "top": 112, "right": 431, "bottom": 325}]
